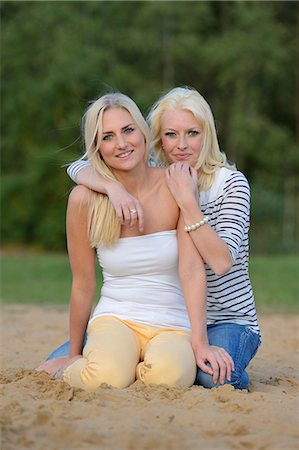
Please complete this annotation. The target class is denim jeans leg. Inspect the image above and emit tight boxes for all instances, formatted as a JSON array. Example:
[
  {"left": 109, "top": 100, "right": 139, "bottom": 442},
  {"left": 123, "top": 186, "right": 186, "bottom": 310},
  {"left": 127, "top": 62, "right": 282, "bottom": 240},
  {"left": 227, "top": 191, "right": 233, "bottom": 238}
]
[
  {"left": 46, "top": 333, "right": 88, "bottom": 360},
  {"left": 194, "top": 323, "right": 260, "bottom": 390},
  {"left": 46, "top": 341, "right": 71, "bottom": 360}
]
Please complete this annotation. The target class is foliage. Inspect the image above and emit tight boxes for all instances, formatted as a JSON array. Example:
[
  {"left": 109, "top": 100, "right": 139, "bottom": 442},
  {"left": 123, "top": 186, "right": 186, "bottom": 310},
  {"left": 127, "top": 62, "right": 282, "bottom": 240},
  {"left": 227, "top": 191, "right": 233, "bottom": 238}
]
[{"left": 1, "top": 1, "right": 298, "bottom": 252}]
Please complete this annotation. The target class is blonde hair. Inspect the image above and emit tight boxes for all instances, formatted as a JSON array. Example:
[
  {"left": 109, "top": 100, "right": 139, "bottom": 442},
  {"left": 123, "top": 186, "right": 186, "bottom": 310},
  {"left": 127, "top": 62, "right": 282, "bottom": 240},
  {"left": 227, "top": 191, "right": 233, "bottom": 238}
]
[
  {"left": 82, "top": 92, "right": 150, "bottom": 247},
  {"left": 148, "top": 87, "right": 235, "bottom": 191}
]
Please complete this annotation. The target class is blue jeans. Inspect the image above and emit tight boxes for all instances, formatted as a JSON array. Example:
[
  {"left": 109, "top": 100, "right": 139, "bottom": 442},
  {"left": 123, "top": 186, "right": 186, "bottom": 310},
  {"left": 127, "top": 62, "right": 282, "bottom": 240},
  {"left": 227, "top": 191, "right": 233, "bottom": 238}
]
[
  {"left": 46, "top": 334, "right": 88, "bottom": 360},
  {"left": 47, "top": 323, "right": 260, "bottom": 390},
  {"left": 194, "top": 323, "right": 260, "bottom": 390}
]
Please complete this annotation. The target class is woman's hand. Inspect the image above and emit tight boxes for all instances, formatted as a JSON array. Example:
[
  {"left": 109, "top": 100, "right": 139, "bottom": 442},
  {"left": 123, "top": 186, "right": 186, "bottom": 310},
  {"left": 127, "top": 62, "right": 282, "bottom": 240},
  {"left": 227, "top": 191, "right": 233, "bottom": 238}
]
[
  {"left": 36, "top": 357, "right": 72, "bottom": 377},
  {"left": 106, "top": 182, "right": 144, "bottom": 231},
  {"left": 36, "top": 355, "right": 82, "bottom": 379},
  {"left": 72, "top": 164, "right": 145, "bottom": 231},
  {"left": 192, "top": 342, "right": 235, "bottom": 385},
  {"left": 166, "top": 163, "right": 199, "bottom": 209}
]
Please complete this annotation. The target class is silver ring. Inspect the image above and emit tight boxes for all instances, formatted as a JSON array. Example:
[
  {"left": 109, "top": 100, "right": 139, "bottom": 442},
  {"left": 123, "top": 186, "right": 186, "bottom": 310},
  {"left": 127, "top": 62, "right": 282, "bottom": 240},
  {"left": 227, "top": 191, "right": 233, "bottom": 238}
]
[{"left": 130, "top": 208, "right": 137, "bottom": 214}]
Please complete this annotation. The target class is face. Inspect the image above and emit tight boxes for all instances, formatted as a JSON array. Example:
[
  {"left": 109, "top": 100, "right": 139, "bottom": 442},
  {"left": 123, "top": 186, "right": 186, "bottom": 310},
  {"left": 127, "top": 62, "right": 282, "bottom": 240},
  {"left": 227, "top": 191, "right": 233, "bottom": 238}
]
[
  {"left": 99, "top": 108, "right": 146, "bottom": 172},
  {"left": 160, "top": 109, "right": 203, "bottom": 166}
]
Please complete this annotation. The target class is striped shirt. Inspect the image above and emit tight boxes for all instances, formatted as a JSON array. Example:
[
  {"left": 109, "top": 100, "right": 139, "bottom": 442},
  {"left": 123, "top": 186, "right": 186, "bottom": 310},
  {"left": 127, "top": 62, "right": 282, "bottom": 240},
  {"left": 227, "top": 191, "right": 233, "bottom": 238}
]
[
  {"left": 67, "top": 161, "right": 260, "bottom": 335},
  {"left": 67, "top": 159, "right": 90, "bottom": 181},
  {"left": 201, "top": 167, "right": 259, "bottom": 335}
]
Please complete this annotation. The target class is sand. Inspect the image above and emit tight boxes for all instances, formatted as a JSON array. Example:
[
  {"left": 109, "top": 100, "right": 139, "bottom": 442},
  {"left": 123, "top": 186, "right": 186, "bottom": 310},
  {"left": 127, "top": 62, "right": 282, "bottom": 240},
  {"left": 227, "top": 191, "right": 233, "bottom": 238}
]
[{"left": 0, "top": 305, "right": 298, "bottom": 450}]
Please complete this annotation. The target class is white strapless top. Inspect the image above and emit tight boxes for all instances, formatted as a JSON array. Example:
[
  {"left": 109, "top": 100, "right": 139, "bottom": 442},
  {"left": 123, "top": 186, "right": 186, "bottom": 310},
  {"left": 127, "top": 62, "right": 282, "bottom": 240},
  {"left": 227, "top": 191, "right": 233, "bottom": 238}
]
[{"left": 91, "top": 230, "right": 191, "bottom": 331}]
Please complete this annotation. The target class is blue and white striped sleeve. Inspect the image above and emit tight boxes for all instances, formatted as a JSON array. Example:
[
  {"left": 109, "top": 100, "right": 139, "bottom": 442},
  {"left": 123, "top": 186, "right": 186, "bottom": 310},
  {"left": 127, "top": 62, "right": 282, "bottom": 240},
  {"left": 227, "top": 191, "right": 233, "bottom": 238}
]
[
  {"left": 67, "top": 159, "right": 91, "bottom": 183},
  {"left": 215, "top": 171, "right": 250, "bottom": 263}
]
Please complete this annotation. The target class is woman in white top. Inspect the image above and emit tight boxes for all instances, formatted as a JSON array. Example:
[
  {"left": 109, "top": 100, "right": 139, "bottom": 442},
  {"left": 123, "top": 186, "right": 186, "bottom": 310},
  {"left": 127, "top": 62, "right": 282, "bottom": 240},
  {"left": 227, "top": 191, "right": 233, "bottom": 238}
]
[
  {"left": 37, "top": 92, "right": 233, "bottom": 390},
  {"left": 65, "top": 87, "right": 260, "bottom": 390}
]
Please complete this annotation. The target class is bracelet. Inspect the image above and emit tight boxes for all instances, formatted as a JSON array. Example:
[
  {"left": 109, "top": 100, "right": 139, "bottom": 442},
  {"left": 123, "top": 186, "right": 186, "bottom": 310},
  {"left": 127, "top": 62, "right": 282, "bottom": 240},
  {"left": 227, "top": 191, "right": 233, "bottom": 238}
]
[{"left": 184, "top": 216, "right": 209, "bottom": 232}]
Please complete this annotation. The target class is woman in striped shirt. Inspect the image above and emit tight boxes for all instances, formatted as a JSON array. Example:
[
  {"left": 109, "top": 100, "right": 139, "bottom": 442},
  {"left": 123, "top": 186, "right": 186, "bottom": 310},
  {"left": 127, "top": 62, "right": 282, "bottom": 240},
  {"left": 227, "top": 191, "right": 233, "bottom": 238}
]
[{"left": 66, "top": 87, "right": 260, "bottom": 390}]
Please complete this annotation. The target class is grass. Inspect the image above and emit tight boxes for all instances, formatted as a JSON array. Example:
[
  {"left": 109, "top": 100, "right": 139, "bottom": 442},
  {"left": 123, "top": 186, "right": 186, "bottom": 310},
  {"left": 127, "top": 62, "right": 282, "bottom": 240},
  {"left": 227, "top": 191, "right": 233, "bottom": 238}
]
[
  {"left": 0, "top": 252, "right": 102, "bottom": 305},
  {"left": 248, "top": 255, "right": 299, "bottom": 313},
  {"left": 1, "top": 252, "right": 298, "bottom": 313}
]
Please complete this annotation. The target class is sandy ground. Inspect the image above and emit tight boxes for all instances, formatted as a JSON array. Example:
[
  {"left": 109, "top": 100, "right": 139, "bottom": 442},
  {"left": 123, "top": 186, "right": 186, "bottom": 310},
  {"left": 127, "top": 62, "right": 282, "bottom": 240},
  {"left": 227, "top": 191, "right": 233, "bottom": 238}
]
[{"left": 0, "top": 305, "right": 298, "bottom": 450}]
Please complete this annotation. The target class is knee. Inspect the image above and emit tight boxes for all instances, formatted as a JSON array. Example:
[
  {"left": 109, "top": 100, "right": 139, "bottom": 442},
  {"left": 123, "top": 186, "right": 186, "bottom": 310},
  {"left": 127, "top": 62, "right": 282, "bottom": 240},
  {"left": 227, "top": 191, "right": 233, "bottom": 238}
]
[
  {"left": 194, "top": 368, "right": 220, "bottom": 389},
  {"left": 165, "top": 362, "right": 196, "bottom": 387},
  {"left": 230, "top": 368, "right": 249, "bottom": 390},
  {"left": 64, "top": 357, "right": 135, "bottom": 390},
  {"left": 85, "top": 358, "right": 136, "bottom": 389},
  {"left": 137, "top": 354, "right": 196, "bottom": 388},
  {"left": 79, "top": 361, "right": 105, "bottom": 390},
  {"left": 195, "top": 367, "right": 249, "bottom": 390}
]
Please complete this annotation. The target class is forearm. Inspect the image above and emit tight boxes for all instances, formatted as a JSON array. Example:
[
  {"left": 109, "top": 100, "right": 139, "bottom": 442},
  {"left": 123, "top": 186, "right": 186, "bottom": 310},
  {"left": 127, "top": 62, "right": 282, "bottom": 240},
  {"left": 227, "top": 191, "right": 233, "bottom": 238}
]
[
  {"left": 179, "top": 240, "right": 208, "bottom": 343},
  {"left": 69, "top": 286, "right": 94, "bottom": 357},
  {"left": 178, "top": 208, "right": 235, "bottom": 383},
  {"left": 67, "top": 160, "right": 116, "bottom": 194},
  {"left": 67, "top": 160, "right": 144, "bottom": 231},
  {"left": 69, "top": 162, "right": 116, "bottom": 195},
  {"left": 166, "top": 166, "right": 232, "bottom": 274},
  {"left": 180, "top": 270, "right": 208, "bottom": 346},
  {"left": 178, "top": 212, "right": 208, "bottom": 344},
  {"left": 180, "top": 199, "right": 232, "bottom": 275}
]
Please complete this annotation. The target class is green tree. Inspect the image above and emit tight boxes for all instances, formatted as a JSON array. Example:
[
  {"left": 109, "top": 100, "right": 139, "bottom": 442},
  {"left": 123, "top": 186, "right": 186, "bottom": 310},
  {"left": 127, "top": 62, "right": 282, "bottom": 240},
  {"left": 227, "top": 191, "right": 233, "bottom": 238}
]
[{"left": 1, "top": 1, "right": 298, "bottom": 252}]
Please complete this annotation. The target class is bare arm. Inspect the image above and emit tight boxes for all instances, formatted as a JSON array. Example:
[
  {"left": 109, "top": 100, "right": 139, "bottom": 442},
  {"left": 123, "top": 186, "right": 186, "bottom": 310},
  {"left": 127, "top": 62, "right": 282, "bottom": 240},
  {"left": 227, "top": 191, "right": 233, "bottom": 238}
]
[
  {"left": 177, "top": 214, "right": 208, "bottom": 345},
  {"left": 166, "top": 163, "right": 233, "bottom": 275},
  {"left": 36, "top": 185, "right": 96, "bottom": 375},
  {"left": 66, "top": 185, "right": 97, "bottom": 357},
  {"left": 67, "top": 160, "right": 144, "bottom": 231},
  {"left": 177, "top": 214, "right": 234, "bottom": 384}
]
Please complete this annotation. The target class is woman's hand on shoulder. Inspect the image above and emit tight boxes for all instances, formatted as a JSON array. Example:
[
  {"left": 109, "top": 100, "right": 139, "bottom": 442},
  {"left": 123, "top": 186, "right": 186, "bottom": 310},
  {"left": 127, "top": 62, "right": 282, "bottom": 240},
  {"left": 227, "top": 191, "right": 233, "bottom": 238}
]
[
  {"left": 105, "top": 181, "right": 144, "bottom": 232},
  {"left": 69, "top": 183, "right": 145, "bottom": 232},
  {"left": 192, "top": 342, "right": 235, "bottom": 385},
  {"left": 166, "top": 162, "right": 198, "bottom": 208}
]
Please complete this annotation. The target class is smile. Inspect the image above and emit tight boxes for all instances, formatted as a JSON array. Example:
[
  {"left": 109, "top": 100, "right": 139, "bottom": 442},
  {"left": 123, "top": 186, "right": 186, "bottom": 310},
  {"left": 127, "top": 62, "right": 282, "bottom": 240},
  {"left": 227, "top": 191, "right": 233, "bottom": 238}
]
[{"left": 116, "top": 150, "right": 133, "bottom": 158}]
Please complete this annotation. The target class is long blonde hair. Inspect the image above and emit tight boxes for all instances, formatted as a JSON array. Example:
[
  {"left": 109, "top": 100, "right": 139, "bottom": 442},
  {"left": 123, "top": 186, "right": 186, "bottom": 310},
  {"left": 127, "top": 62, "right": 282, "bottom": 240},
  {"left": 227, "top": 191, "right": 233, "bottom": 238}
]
[
  {"left": 81, "top": 93, "right": 150, "bottom": 247},
  {"left": 148, "top": 87, "right": 235, "bottom": 191}
]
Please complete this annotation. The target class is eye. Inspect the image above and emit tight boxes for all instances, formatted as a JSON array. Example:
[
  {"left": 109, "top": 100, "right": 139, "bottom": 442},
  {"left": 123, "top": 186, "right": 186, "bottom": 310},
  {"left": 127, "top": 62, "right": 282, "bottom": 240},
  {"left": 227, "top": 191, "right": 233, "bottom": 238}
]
[
  {"left": 102, "top": 134, "right": 113, "bottom": 141},
  {"left": 188, "top": 130, "right": 200, "bottom": 137},
  {"left": 124, "top": 127, "right": 134, "bottom": 134},
  {"left": 165, "top": 131, "right": 176, "bottom": 138}
]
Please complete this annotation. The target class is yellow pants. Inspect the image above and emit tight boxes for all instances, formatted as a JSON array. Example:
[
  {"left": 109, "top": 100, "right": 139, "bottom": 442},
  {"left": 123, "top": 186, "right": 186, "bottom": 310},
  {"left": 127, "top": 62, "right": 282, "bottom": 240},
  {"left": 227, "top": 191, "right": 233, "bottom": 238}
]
[{"left": 63, "top": 316, "right": 196, "bottom": 390}]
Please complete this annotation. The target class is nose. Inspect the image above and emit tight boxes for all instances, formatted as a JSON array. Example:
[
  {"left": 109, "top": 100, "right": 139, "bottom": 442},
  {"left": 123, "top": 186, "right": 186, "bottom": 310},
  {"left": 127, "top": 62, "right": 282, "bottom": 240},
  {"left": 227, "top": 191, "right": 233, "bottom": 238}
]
[
  {"left": 116, "top": 134, "right": 127, "bottom": 149},
  {"left": 177, "top": 135, "right": 188, "bottom": 150}
]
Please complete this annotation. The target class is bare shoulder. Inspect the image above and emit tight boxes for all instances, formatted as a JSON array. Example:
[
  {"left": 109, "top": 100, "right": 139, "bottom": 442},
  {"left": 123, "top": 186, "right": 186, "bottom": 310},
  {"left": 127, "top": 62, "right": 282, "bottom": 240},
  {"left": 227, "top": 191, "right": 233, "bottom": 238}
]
[
  {"left": 147, "top": 167, "right": 178, "bottom": 210},
  {"left": 68, "top": 185, "right": 90, "bottom": 207}
]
